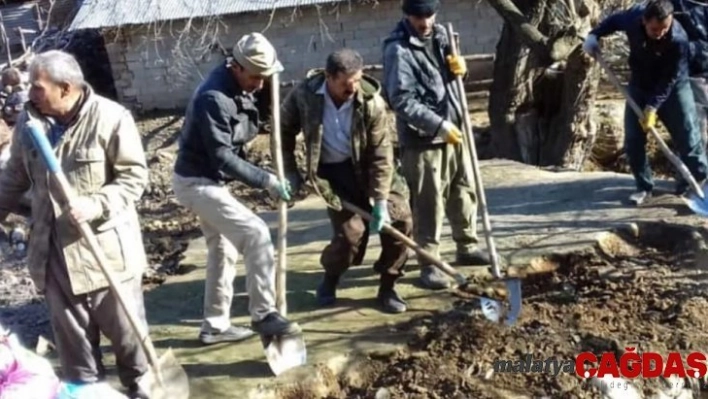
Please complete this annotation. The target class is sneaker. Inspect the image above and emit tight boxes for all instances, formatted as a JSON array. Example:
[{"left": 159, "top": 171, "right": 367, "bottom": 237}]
[
  {"left": 456, "top": 249, "right": 491, "bottom": 266},
  {"left": 252, "top": 312, "right": 301, "bottom": 337},
  {"left": 629, "top": 190, "right": 651, "bottom": 205},
  {"left": 419, "top": 265, "right": 451, "bottom": 290},
  {"left": 198, "top": 325, "right": 255, "bottom": 345},
  {"left": 377, "top": 288, "right": 407, "bottom": 313}
]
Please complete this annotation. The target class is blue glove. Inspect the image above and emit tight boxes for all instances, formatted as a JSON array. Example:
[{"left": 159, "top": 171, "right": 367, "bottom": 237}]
[
  {"left": 370, "top": 200, "right": 391, "bottom": 234},
  {"left": 266, "top": 174, "right": 292, "bottom": 201}
]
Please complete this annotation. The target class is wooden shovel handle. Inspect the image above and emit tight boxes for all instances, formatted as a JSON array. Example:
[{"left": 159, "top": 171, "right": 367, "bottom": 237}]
[
  {"left": 270, "top": 73, "right": 288, "bottom": 316},
  {"left": 340, "top": 200, "right": 465, "bottom": 284},
  {"left": 445, "top": 23, "right": 503, "bottom": 278}
]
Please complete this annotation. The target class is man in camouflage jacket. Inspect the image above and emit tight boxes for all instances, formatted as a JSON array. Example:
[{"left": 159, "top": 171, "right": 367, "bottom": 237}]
[{"left": 280, "top": 49, "right": 413, "bottom": 313}]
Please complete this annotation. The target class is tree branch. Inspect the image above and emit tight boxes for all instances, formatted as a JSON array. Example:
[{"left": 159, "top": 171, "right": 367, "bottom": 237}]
[{"left": 486, "top": 0, "right": 550, "bottom": 58}]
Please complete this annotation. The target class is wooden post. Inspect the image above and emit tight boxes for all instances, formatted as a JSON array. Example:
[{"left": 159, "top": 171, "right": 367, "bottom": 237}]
[
  {"left": 0, "top": 12, "right": 11, "bottom": 67},
  {"left": 16, "top": 29, "right": 26, "bottom": 53},
  {"left": 35, "top": 3, "right": 43, "bottom": 31},
  {"left": 270, "top": 72, "right": 287, "bottom": 316}
]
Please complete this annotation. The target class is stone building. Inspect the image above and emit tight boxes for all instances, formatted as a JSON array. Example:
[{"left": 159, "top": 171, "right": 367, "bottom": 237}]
[{"left": 69, "top": 0, "right": 503, "bottom": 111}]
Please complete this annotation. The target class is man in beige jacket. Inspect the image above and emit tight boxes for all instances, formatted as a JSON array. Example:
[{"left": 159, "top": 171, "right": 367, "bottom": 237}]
[{"left": 0, "top": 50, "right": 150, "bottom": 399}]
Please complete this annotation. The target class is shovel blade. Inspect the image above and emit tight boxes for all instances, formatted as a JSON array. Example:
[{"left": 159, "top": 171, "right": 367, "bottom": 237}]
[
  {"left": 263, "top": 330, "right": 307, "bottom": 376},
  {"left": 683, "top": 185, "right": 708, "bottom": 217},
  {"left": 137, "top": 348, "right": 190, "bottom": 399},
  {"left": 479, "top": 279, "right": 522, "bottom": 326},
  {"left": 504, "top": 278, "right": 522, "bottom": 326},
  {"left": 479, "top": 297, "right": 502, "bottom": 323}
]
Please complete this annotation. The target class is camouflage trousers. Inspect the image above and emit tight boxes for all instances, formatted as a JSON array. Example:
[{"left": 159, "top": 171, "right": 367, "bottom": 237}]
[{"left": 399, "top": 143, "right": 480, "bottom": 264}]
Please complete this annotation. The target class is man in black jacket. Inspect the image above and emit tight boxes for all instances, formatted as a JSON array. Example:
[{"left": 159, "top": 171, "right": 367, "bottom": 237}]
[
  {"left": 671, "top": 0, "right": 708, "bottom": 192},
  {"left": 172, "top": 32, "right": 299, "bottom": 345},
  {"left": 382, "top": 0, "right": 491, "bottom": 290},
  {"left": 584, "top": 0, "right": 708, "bottom": 204}
]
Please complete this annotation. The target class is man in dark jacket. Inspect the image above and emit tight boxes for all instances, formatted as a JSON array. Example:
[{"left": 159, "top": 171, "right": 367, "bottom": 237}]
[
  {"left": 172, "top": 32, "right": 300, "bottom": 345},
  {"left": 280, "top": 49, "right": 414, "bottom": 313},
  {"left": 583, "top": 0, "right": 708, "bottom": 204},
  {"left": 671, "top": 0, "right": 708, "bottom": 192},
  {"left": 382, "top": 0, "right": 491, "bottom": 290}
]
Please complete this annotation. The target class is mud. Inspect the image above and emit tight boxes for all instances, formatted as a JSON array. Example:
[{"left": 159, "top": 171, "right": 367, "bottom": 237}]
[{"left": 316, "top": 222, "right": 708, "bottom": 399}]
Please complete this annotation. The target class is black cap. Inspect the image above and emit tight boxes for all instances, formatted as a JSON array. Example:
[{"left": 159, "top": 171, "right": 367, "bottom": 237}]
[{"left": 402, "top": 0, "right": 440, "bottom": 16}]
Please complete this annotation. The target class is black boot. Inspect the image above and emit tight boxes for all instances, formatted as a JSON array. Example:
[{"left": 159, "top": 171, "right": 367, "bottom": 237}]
[
  {"left": 377, "top": 274, "right": 407, "bottom": 313},
  {"left": 316, "top": 273, "right": 339, "bottom": 306},
  {"left": 456, "top": 249, "right": 492, "bottom": 266},
  {"left": 127, "top": 383, "right": 149, "bottom": 399}
]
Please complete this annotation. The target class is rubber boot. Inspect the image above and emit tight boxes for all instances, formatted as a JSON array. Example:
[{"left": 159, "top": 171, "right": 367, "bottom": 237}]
[
  {"left": 377, "top": 274, "right": 407, "bottom": 313},
  {"left": 316, "top": 273, "right": 339, "bottom": 306}
]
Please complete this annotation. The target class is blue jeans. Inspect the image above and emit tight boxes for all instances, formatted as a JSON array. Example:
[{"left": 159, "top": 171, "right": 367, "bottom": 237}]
[{"left": 624, "top": 79, "right": 708, "bottom": 192}]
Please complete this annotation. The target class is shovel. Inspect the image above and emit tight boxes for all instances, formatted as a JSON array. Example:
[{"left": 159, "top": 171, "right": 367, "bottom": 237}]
[
  {"left": 446, "top": 23, "right": 522, "bottom": 326},
  {"left": 24, "top": 120, "right": 189, "bottom": 399},
  {"left": 341, "top": 200, "right": 525, "bottom": 324},
  {"left": 262, "top": 71, "right": 307, "bottom": 376},
  {"left": 593, "top": 52, "right": 708, "bottom": 214}
]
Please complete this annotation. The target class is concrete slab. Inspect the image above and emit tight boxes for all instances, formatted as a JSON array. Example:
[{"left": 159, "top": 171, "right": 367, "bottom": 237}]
[{"left": 138, "top": 159, "right": 703, "bottom": 398}]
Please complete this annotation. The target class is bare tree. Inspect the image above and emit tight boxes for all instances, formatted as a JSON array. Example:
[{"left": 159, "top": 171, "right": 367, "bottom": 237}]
[{"left": 485, "top": 0, "right": 631, "bottom": 170}]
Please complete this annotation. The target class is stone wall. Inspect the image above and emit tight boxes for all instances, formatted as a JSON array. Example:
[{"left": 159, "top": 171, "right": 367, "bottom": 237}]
[{"left": 104, "top": 0, "right": 503, "bottom": 111}]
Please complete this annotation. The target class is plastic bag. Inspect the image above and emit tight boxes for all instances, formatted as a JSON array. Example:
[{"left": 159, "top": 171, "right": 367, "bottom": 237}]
[
  {"left": 55, "top": 382, "right": 128, "bottom": 399},
  {"left": 0, "top": 325, "right": 60, "bottom": 399}
]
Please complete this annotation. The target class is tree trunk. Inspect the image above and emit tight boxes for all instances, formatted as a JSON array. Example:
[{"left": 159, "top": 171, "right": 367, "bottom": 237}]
[{"left": 487, "top": 0, "right": 601, "bottom": 169}]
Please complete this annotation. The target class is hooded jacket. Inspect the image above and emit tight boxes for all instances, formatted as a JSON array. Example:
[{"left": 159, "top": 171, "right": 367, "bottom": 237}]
[{"left": 382, "top": 18, "right": 465, "bottom": 148}]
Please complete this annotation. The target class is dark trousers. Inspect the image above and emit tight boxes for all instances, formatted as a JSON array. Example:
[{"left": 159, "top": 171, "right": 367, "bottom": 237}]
[
  {"left": 317, "top": 160, "right": 413, "bottom": 279},
  {"left": 690, "top": 76, "right": 708, "bottom": 148},
  {"left": 624, "top": 79, "right": 708, "bottom": 192},
  {"left": 44, "top": 234, "right": 148, "bottom": 387}
]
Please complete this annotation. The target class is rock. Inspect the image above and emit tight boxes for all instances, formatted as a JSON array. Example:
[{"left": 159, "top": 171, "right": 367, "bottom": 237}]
[
  {"left": 374, "top": 388, "right": 391, "bottom": 399},
  {"left": 591, "top": 101, "right": 625, "bottom": 166}
]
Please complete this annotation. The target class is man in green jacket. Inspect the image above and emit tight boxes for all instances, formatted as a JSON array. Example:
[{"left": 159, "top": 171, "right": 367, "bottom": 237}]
[{"left": 280, "top": 49, "right": 413, "bottom": 313}]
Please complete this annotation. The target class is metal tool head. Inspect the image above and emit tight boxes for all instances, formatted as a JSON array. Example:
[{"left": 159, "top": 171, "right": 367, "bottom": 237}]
[
  {"left": 262, "top": 327, "right": 307, "bottom": 376},
  {"left": 683, "top": 184, "right": 708, "bottom": 217},
  {"left": 136, "top": 348, "right": 190, "bottom": 399},
  {"left": 478, "top": 278, "right": 522, "bottom": 326},
  {"left": 504, "top": 278, "right": 522, "bottom": 326},
  {"left": 480, "top": 297, "right": 503, "bottom": 323}
]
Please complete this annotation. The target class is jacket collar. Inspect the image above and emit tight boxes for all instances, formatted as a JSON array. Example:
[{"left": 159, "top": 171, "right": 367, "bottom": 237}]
[
  {"left": 398, "top": 18, "right": 446, "bottom": 49},
  {"left": 307, "top": 70, "right": 368, "bottom": 106},
  {"left": 26, "top": 84, "right": 95, "bottom": 128}
]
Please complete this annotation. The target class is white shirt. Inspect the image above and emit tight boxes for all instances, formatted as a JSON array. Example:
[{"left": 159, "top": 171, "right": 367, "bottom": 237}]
[{"left": 318, "top": 82, "right": 353, "bottom": 164}]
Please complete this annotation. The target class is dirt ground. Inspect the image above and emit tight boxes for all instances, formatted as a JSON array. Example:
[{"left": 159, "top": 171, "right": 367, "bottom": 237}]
[
  {"left": 321, "top": 223, "right": 708, "bottom": 398},
  {"left": 1, "top": 86, "right": 706, "bottom": 399}
]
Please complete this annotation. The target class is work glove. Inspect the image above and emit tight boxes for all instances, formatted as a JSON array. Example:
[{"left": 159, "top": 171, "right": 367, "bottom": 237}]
[
  {"left": 370, "top": 200, "right": 391, "bottom": 234},
  {"left": 582, "top": 34, "right": 600, "bottom": 57},
  {"left": 285, "top": 170, "right": 305, "bottom": 196},
  {"left": 68, "top": 196, "right": 103, "bottom": 225},
  {"left": 446, "top": 55, "right": 467, "bottom": 77},
  {"left": 266, "top": 173, "right": 292, "bottom": 201},
  {"left": 640, "top": 107, "right": 657, "bottom": 132},
  {"left": 440, "top": 121, "right": 463, "bottom": 145}
]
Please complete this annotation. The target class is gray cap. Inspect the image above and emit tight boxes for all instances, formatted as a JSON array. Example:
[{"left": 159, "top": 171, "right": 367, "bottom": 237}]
[{"left": 231, "top": 32, "right": 283, "bottom": 77}]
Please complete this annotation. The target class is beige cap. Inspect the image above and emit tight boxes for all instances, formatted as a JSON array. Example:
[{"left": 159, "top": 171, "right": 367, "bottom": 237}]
[{"left": 231, "top": 32, "right": 283, "bottom": 77}]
